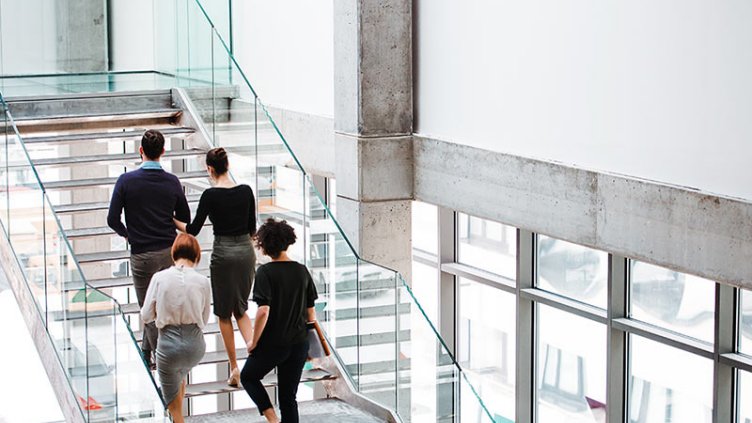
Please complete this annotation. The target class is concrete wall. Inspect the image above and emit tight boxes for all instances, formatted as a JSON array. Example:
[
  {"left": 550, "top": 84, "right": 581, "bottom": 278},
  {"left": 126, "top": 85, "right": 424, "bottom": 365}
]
[
  {"left": 414, "top": 0, "right": 752, "bottom": 201},
  {"left": 414, "top": 135, "right": 752, "bottom": 289}
]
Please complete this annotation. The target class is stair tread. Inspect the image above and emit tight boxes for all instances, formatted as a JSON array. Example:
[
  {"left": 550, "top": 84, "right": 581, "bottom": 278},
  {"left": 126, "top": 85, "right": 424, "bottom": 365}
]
[
  {"left": 184, "top": 369, "right": 335, "bottom": 398},
  {"left": 65, "top": 221, "right": 212, "bottom": 238},
  {"left": 77, "top": 246, "right": 212, "bottom": 263},
  {"left": 54, "top": 192, "right": 203, "bottom": 214},
  {"left": 44, "top": 170, "right": 208, "bottom": 190},
  {"left": 33, "top": 147, "right": 206, "bottom": 167},
  {"left": 13, "top": 108, "right": 182, "bottom": 124},
  {"left": 22, "top": 126, "right": 196, "bottom": 144}
]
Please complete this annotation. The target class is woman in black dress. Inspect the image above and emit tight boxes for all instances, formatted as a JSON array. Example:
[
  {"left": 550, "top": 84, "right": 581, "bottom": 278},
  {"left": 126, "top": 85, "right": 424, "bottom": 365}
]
[
  {"left": 174, "top": 147, "right": 256, "bottom": 386},
  {"left": 241, "top": 218, "right": 318, "bottom": 423}
]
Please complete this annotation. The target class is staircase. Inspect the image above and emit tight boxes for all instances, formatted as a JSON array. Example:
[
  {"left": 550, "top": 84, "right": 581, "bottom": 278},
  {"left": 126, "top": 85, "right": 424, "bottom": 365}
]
[
  {"left": 4, "top": 90, "right": 393, "bottom": 422},
  {"left": 0, "top": 1, "right": 496, "bottom": 422}
]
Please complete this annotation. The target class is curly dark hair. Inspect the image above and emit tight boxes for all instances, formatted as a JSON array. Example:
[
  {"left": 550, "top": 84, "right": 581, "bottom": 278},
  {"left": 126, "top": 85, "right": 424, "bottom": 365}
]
[{"left": 253, "top": 218, "right": 297, "bottom": 259}]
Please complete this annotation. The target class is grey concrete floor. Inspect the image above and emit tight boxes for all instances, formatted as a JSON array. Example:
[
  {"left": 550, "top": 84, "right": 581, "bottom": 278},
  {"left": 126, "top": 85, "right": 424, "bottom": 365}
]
[{"left": 185, "top": 399, "right": 385, "bottom": 423}]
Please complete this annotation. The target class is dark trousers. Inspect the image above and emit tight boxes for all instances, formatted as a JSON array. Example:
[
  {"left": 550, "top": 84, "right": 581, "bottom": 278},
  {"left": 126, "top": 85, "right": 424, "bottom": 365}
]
[
  {"left": 241, "top": 340, "right": 309, "bottom": 423},
  {"left": 131, "top": 247, "right": 173, "bottom": 358}
]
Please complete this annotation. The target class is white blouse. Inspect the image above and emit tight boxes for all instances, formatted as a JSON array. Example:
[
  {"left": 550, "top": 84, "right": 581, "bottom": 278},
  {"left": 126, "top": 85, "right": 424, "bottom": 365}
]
[{"left": 140, "top": 266, "right": 211, "bottom": 329}]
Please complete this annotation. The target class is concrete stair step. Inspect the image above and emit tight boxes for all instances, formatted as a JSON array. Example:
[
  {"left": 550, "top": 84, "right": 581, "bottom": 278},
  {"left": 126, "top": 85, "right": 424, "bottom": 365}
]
[
  {"left": 43, "top": 170, "right": 208, "bottom": 190},
  {"left": 12, "top": 108, "right": 182, "bottom": 127},
  {"left": 32, "top": 147, "right": 206, "bottom": 167},
  {"left": 76, "top": 246, "right": 212, "bottom": 264},
  {"left": 21, "top": 126, "right": 195, "bottom": 145},
  {"left": 185, "top": 368, "right": 335, "bottom": 398}
]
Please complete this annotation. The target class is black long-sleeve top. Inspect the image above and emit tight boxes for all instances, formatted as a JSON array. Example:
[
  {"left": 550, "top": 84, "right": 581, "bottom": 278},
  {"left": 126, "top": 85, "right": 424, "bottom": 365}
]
[
  {"left": 185, "top": 185, "right": 256, "bottom": 236},
  {"left": 107, "top": 168, "right": 191, "bottom": 254}
]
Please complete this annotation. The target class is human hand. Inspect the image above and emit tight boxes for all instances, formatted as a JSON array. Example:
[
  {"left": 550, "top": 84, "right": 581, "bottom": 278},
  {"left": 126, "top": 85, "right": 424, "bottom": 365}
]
[{"left": 246, "top": 340, "right": 257, "bottom": 353}]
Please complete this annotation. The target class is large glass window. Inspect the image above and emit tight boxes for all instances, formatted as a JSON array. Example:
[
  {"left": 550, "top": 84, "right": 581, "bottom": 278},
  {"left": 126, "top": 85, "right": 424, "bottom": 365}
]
[
  {"left": 412, "top": 261, "right": 439, "bottom": 327},
  {"left": 536, "top": 305, "right": 607, "bottom": 423},
  {"left": 629, "top": 336, "right": 712, "bottom": 423},
  {"left": 630, "top": 261, "right": 715, "bottom": 344},
  {"left": 412, "top": 201, "right": 437, "bottom": 256},
  {"left": 739, "top": 370, "right": 752, "bottom": 423},
  {"left": 458, "top": 213, "right": 516, "bottom": 280},
  {"left": 741, "top": 289, "right": 752, "bottom": 356},
  {"left": 459, "top": 278, "right": 515, "bottom": 421},
  {"left": 536, "top": 236, "right": 608, "bottom": 309}
]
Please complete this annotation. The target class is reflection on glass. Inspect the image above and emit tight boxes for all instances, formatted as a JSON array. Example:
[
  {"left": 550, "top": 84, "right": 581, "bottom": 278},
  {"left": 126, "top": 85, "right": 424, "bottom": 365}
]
[
  {"left": 537, "top": 305, "right": 606, "bottom": 423},
  {"left": 459, "top": 279, "right": 515, "bottom": 421},
  {"left": 412, "top": 201, "right": 437, "bottom": 255},
  {"left": 741, "top": 289, "right": 752, "bottom": 356},
  {"left": 739, "top": 371, "right": 752, "bottom": 423},
  {"left": 458, "top": 213, "right": 516, "bottom": 280},
  {"left": 629, "top": 335, "right": 712, "bottom": 423},
  {"left": 537, "top": 236, "right": 607, "bottom": 308},
  {"left": 630, "top": 261, "right": 715, "bottom": 343}
]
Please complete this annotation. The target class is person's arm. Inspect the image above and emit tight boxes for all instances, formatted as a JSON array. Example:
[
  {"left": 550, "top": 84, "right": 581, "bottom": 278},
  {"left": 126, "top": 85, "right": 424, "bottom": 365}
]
[
  {"left": 184, "top": 190, "right": 210, "bottom": 236},
  {"left": 174, "top": 179, "right": 191, "bottom": 225},
  {"left": 107, "top": 176, "right": 129, "bottom": 239},
  {"left": 248, "top": 306, "right": 269, "bottom": 353},
  {"left": 248, "top": 186, "right": 257, "bottom": 235},
  {"left": 201, "top": 279, "right": 212, "bottom": 326},
  {"left": 248, "top": 267, "right": 271, "bottom": 352},
  {"left": 140, "top": 274, "right": 159, "bottom": 324},
  {"left": 306, "top": 267, "right": 319, "bottom": 322},
  {"left": 307, "top": 307, "right": 316, "bottom": 322}
]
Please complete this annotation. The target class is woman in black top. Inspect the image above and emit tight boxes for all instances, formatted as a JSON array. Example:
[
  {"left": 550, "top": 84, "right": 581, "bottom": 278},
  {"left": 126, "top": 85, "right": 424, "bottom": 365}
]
[
  {"left": 241, "top": 218, "right": 318, "bottom": 423},
  {"left": 174, "top": 147, "right": 256, "bottom": 387}
]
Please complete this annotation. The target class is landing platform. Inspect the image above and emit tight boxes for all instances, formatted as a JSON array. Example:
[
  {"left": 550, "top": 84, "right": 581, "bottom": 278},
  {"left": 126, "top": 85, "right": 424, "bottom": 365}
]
[{"left": 186, "top": 399, "right": 384, "bottom": 423}]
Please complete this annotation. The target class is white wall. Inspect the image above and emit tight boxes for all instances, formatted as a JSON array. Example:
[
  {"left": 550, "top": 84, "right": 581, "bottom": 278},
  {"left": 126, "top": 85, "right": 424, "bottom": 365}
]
[
  {"left": 415, "top": 0, "right": 752, "bottom": 201},
  {"left": 232, "top": 0, "right": 334, "bottom": 117},
  {"left": 0, "top": 0, "right": 57, "bottom": 75},
  {"left": 109, "top": 0, "right": 155, "bottom": 71}
]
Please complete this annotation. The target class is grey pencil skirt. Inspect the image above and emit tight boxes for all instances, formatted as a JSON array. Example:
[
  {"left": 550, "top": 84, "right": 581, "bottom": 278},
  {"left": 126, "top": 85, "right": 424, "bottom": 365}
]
[
  {"left": 210, "top": 235, "right": 256, "bottom": 319},
  {"left": 156, "top": 324, "right": 206, "bottom": 405}
]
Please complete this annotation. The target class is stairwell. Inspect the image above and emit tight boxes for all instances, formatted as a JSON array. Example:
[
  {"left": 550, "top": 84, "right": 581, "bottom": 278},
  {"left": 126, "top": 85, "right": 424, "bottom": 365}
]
[{"left": 5, "top": 90, "right": 393, "bottom": 422}]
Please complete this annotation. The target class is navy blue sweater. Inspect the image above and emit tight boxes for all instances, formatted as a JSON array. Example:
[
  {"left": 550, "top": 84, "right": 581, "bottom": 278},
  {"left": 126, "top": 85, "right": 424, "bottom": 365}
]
[{"left": 107, "top": 168, "right": 191, "bottom": 254}]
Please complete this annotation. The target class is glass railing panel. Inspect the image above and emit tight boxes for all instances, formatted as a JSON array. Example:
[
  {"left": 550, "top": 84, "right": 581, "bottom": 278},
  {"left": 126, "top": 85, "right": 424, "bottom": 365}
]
[
  {"left": 82, "top": 295, "right": 118, "bottom": 422},
  {"left": 6, "top": 132, "right": 47, "bottom": 321},
  {"left": 355, "top": 260, "right": 399, "bottom": 411},
  {"left": 303, "top": 177, "right": 361, "bottom": 387},
  {"left": 113, "top": 309, "right": 167, "bottom": 421},
  {"left": 0, "top": 108, "right": 8, "bottom": 232},
  {"left": 460, "top": 376, "right": 497, "bottom": 423},
  {"left": 47, "top": 245, "right": 91, "bottom": 417}
]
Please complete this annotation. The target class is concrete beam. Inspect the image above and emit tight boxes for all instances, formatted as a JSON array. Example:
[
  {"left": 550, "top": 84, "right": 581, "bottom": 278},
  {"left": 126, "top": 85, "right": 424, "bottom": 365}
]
[
  {"left": 414, "top": 135, "right": 752, "bottom": 289},
  {"left": 334, "top": 0, "right": 412, "bottom": 136},
  {"left": 55, "top": 0, "right": 108, "bottom": 73},
  {"left": 337, "top": 196, "right": 412, "bottom": 281},
  {"left": 335, "top": 133, "right": 413, "bottom": 202}
]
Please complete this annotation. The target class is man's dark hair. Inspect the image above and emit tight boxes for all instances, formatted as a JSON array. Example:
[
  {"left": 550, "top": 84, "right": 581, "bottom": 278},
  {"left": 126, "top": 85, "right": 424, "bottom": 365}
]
[
  {"left": 253, "top": 218, "right": 297, "bottom": 259},
  {"left": 141, "top": 129, "right": 165, "bottom": 160}
]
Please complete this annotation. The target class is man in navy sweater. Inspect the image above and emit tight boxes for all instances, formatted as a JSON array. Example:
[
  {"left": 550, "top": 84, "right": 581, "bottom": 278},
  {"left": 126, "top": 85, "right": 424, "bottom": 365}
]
[{"left": 107, "top": 129, "right": 191, "bottom": 368}]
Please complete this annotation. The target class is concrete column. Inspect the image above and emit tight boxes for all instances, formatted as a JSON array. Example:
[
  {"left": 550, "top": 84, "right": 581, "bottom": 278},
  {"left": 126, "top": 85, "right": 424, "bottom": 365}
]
[
  {"left": 333, "top": 0, "right": 413, "bottom": 280},
  {"left": 55, "top": 0, "right": 108, "bottom": 73}
]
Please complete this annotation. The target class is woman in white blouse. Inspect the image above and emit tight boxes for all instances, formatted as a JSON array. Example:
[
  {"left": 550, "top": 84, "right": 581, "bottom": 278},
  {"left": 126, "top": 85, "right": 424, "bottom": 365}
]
[{"left": 141, "top": 233, "right": 211, "bottom": 423}]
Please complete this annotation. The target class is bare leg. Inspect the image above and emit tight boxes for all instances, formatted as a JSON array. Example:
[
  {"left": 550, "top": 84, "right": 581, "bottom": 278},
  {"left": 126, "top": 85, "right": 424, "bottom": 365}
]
[
  {"left": 236, "top": 312, "right": 253, "bottom": 344},
  {"left": 167, "top": 380, "right": 186, "bottom": 423},
  {"left": 218, "top": 317, "right": 238, "bottom": 370},
  {"left": 261, "top": 407, "right": 280, "bottom": 423}
]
